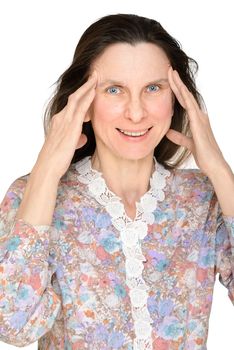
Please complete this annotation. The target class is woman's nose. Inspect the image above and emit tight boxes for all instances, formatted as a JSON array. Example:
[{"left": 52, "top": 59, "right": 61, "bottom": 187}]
[{"left": 124, "top": 98, "right": 147, "bottom": 123}]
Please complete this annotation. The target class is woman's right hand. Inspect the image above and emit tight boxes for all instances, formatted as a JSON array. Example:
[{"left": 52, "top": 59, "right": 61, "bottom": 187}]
[{"left": 34, "top": 71, "right": 98, "bottom": 181}]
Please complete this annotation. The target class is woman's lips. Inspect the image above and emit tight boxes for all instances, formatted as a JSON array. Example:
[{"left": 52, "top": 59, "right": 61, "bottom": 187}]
[{"left": 116, "top": 127, "right": 152, "bottom": 141}]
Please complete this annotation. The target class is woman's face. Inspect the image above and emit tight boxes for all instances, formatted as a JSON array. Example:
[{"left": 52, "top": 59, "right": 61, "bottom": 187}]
[{"left": 88, "top": 42, "right": 174, "bottom": 160}]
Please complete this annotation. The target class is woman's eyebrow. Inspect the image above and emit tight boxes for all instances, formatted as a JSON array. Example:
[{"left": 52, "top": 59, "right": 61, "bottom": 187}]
[{"left": 98, "top": 78, "right": 168, "bottom": 87}]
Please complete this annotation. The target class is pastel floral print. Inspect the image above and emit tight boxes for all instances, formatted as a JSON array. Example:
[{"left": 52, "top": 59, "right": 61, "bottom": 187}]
[{"left": 0, "top": 156, "right": 233, "bottom": 349}]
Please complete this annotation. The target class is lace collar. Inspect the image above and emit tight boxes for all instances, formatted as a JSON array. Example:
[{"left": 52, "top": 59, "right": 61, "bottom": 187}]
[
  {"left": 75, "top": 155, "right": 171, "bottom": 349},
  {"left": 76, "top": 155, "right": 170, "bottom": 226}
]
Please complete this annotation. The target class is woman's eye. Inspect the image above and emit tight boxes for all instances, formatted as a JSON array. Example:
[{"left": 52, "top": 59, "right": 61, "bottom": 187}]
[
  {"left": 106, "top": 86, "right": 120, "bottom": 94},
  {"left": 147, "top": 84, "right": 159, "bottom": 92},
  {"left": 106, "top": 84, "right": 159, "bottom": 95}
]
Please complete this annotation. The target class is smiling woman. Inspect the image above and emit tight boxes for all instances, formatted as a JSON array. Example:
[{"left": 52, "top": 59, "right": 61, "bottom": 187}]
[
  {"left": 0, "top": 13, "right": 233, "bottom": 350},
  {"left": 43, "top": 15, "right": 202, "bottom": 171},
  {"left": 87, "top": 43, "right": 174, "bottom": 179}
]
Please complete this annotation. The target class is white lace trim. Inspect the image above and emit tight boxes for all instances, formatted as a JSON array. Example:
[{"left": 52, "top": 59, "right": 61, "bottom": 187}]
[{"left": 75, "top": 156, "right": 170, "bottom": 350}]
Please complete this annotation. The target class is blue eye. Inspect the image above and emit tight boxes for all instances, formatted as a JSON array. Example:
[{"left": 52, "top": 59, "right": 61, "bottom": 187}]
[
  {"left": 147, "top": 84, "right": 159, "bottom": 92},
  {"left": 106, "top": 84, "right": 159, "bottom": 95},
  {"left": 106, "top": 86, "right": 120, "bottom": 94}
]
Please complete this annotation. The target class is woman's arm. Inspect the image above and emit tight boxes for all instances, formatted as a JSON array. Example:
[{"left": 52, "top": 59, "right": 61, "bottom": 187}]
[
  {"left": 16, "top": 163, "right": 60, "bottom": 226},
  {"left": 208, "top": 161, "right": 234, "bottom": 217},
  {"left": 215, "top": 203, "right": 234, "bottom": 305},
  {"left": 0, "top": 178, "right": 61, "bottom": 347}
]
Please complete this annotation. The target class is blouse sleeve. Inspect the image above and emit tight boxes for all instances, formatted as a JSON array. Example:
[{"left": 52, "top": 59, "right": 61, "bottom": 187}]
[
  {"left": 215, "top": 202, "right": 234, "bottom": 306},
  {"left": 0, "top": 177, "right": 61, "bottom": 347}
]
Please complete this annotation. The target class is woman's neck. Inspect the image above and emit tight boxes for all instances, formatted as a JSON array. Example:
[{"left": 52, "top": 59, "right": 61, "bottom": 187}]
[{"left": 91, "top": 150, "right": 155, "bottom": 206}]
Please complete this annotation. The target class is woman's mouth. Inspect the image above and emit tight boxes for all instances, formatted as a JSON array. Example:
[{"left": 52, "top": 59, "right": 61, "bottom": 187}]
[{"left": 116, "top": 127, "right": 152, "bottom": 141}]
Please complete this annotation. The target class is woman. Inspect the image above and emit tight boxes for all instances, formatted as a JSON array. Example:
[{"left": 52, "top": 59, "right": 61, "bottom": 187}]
[{"left": 0, "top": 13, "right": 233, "bottom": 350}]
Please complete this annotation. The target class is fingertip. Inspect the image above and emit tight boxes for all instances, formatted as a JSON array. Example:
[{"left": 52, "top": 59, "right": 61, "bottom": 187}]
[
  {"left": 168, "top": 66, "right": 174, "bottom": 78},
  {"left": 92, "top": 70, "right": 98, "bottom": 80},
  {"left": 89, "top": 70, "right": 96, "bottom": 80}
]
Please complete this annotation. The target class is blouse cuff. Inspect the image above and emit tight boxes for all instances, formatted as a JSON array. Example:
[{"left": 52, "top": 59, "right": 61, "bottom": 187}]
[
  {"left": 6, "top": 218, "right": 51, "bottom": 261},
  {"left": 222, "top": 216, "right": 234, "bottom": 245}
]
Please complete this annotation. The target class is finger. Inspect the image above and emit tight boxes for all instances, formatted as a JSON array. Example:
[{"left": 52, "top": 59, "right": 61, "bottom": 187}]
[
  {"left": 65, "top": 75, "right": 97, "bottom": 122},
  {"left": 170, "top": 69, "right": 202, "bottom": 126},
  {"left": 70, "top": 74, "right": 97, "bottom": 102},
  {"left": 76, "top": 133, "right": 88, "bottom": 149},
  {"left": 178, "top": 85, "right": 200, "bottom": 125},
  {"left": 168, "top": 67, "right": 186, "bottom": 108},
  {"left": 166, "top": 129, "right": 194, "bottom": 151},
  {"left": 73, "top": 87, "right": 96, "bottom": 121},
  {"left": 172, "top": 70, "right": 201, "bottom": 116},
  {"left": 53, "top": 74, "right": 97, "bottom": 122}
]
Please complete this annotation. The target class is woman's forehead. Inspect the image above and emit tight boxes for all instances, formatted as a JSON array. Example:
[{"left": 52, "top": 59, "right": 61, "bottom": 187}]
[
  {"left": 91, "top": 43, "right": 170, "bottom": 81},
  {"left": 93, "top": 42, "right": 169, "bottom": 65}
]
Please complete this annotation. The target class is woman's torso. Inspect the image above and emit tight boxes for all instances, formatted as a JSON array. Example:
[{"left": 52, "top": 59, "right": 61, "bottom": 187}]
[{"left": 37, "top": 156, "right": 218, "bottom": 349}]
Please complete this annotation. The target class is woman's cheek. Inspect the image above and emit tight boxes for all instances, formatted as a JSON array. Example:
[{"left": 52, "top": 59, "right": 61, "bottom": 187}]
[
  {"left": 151, "top": 94, "right": 174, "bottom": 120},
  {"left": 93, "top": 96, "right": 124, "bottom": 118}
]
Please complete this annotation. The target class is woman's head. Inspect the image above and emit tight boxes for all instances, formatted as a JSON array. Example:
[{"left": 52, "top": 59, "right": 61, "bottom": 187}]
[
  {"left": 44, "top": 13, "right": 204, "bottom": 169},
  {"left": 87, "top": 42, "right": 174, "bottom": 161}
]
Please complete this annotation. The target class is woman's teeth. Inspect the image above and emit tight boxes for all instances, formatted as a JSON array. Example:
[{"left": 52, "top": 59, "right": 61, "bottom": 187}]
[{"left": 118, "top": 129, "right": 149, "bottom": 137}]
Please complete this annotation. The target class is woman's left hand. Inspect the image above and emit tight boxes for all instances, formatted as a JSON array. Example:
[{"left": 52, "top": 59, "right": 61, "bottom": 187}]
[{"left": 166, "top": 66, "right": 228, "bottom": 177}]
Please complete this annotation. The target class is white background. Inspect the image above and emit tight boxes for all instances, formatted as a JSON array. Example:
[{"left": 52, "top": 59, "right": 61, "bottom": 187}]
[{"left": 0, "top": 0, "right": 233, "bottom": 349}]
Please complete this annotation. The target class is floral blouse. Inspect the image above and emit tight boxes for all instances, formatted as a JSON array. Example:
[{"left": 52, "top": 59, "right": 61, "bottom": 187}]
[{"left": 0, "top": 156, "right": 233, "bottom": 350}]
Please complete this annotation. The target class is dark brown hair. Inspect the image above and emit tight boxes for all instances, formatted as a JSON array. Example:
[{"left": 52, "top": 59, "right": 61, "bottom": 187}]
[{"left": 43, "top": 13, "right": 205, "bottom": 170}]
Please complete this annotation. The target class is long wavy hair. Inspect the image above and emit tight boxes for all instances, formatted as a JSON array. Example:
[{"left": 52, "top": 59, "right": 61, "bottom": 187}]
[{"left": 43, "top": 13, "right": 205, "bottom": 170}]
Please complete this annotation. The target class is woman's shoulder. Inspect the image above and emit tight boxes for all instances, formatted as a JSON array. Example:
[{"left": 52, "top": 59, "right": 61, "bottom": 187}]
[
  {"left": 172, "top": 166, "right": 212, "bottom": 185},
  {"left": 4, "top": 162, "right": 83, "bottom": 201},
  {"left": 170, "top": 166, "right": 215, "bottom": 200},
  {"left": 2, "top": 173, "right": 30, "bottom": 200}
]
